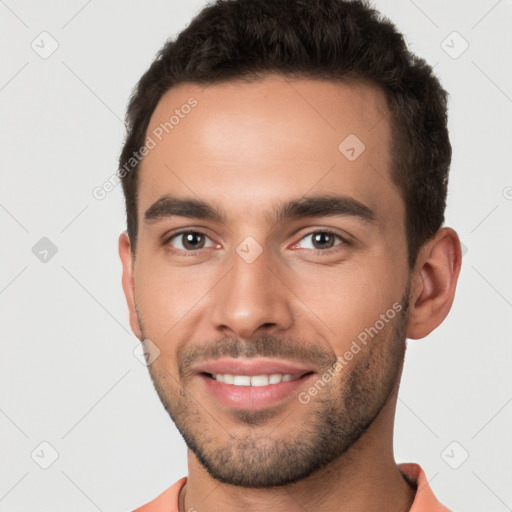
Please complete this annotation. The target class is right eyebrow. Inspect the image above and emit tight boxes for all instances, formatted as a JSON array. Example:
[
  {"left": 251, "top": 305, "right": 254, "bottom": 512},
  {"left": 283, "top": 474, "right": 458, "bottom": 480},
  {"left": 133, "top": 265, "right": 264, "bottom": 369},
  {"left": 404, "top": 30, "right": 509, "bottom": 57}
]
[{"left": 144, "top": 195, "right": 225, "bottom": 225}]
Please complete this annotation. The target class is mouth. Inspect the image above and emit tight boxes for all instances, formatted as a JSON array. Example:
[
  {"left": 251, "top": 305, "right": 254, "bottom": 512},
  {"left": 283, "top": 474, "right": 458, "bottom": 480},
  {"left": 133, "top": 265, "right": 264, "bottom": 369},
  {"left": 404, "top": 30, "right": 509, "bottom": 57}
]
[
  {"left": 204, "top": 372, "right": 308, "bottom": 386},
  {"left": 194, "top": 358, "right": 316, "bottom": 410}
]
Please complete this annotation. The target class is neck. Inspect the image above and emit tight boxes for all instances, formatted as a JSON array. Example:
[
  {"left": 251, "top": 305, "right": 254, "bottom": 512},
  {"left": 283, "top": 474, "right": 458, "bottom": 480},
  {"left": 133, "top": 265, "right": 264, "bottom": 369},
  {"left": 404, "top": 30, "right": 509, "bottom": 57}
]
[{"left": 181, "top": 385, "right": 415, "bottom": 512}]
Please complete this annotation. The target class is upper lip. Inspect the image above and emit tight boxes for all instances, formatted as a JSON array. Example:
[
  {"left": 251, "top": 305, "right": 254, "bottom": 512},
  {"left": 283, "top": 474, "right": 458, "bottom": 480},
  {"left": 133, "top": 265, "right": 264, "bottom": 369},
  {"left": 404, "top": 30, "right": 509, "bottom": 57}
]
[{"left": 194, "top": 357, "right": 314, "bottom": 377}]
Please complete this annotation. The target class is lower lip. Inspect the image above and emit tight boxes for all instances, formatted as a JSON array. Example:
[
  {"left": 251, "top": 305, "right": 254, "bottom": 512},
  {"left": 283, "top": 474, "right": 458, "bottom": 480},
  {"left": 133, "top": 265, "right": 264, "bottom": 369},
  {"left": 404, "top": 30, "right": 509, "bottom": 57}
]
[{"left": 200, "top": 374, "right": 314, "bottom": 410}]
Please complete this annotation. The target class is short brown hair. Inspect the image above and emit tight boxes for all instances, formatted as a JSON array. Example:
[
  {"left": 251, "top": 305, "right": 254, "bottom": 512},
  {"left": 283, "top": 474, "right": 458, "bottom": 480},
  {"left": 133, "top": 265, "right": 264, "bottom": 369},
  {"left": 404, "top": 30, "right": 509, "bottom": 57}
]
[{"left": 119, "top": 0, "right": 451, "bottom": 268}]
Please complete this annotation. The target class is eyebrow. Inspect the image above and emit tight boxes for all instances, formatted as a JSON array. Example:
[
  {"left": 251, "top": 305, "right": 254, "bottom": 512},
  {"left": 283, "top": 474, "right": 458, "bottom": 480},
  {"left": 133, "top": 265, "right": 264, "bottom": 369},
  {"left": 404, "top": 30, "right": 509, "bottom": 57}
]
[{"left": 144, "top": 194, "right": 376, "bottom": 226}]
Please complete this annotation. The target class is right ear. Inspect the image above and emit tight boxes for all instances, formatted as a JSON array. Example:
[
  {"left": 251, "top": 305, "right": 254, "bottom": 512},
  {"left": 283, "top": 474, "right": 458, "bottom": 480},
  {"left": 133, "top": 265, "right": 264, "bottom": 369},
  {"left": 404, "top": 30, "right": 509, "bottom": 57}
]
[{"left": 118, "top": 232, "right": 143, "bottom": 340}]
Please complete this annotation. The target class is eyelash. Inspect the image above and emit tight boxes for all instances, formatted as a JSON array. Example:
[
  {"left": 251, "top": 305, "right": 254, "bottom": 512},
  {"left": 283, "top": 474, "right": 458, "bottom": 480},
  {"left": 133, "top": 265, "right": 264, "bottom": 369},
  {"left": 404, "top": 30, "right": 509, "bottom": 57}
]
[{"left": 163, "top": 229, "right": 351, "bottom": 256}]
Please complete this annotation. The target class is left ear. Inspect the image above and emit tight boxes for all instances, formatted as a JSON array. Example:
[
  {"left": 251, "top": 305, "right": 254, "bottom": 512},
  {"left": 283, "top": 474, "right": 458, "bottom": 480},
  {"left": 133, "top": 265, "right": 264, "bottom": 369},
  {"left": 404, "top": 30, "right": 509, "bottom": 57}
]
[{"left": 406, "top": 227, "right": 462, "bottom": 340}]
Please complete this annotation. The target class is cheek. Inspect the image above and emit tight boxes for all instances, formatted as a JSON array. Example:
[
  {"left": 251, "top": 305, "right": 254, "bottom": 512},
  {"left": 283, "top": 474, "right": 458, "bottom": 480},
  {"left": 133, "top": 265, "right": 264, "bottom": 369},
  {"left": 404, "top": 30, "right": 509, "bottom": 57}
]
[
  {"left": 133, "top": 255, "right": 211, "bottom": 340},
  {"left": 294, "top": 257, "right": 404, "bottom": 354}
]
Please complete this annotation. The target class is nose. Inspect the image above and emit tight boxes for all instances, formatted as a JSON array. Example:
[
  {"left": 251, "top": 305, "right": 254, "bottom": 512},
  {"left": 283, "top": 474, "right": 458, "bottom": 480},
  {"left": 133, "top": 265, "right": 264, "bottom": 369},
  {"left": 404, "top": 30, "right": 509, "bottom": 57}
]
[{"left": 210, "top": 243, "right": 294, "bottom": 340}]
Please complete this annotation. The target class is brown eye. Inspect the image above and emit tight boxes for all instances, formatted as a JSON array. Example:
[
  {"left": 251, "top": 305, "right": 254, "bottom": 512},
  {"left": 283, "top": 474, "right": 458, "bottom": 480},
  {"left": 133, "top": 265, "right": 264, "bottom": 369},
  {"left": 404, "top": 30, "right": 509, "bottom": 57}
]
[
  {"left": 181, "top": 232, "right": 205, "bottom": 250},
  {"left": 311, "top": 232, "right": 337, "bottom": 249},
  {"left": 167, "top": 231, "right": 215, "bottom": 252},
  {"left": 293, "top": 230, "right": 348, "bottom": 252}
]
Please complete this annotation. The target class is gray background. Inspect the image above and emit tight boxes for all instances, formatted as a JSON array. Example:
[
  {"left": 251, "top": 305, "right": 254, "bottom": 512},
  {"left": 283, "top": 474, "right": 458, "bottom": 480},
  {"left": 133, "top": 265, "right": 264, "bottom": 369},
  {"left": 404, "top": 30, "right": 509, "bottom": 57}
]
[{"left": 1, "top": 0, "right": 511, "bottom": 510}]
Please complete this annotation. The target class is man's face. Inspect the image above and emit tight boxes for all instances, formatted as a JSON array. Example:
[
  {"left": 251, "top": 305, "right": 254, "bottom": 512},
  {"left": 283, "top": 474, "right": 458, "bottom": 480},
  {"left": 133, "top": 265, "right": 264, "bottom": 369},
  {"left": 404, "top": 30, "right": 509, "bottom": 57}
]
[{"left": 123, "top": 75, "right": 412, "bottom": 487}]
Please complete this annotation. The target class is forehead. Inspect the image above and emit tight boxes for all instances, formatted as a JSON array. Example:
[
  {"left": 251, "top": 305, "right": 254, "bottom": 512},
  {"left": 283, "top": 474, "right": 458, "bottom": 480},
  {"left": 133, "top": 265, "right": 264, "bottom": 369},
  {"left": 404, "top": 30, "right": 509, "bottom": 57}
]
[{"left": 138, "top": 75, "right": 401, "bottom": 227}]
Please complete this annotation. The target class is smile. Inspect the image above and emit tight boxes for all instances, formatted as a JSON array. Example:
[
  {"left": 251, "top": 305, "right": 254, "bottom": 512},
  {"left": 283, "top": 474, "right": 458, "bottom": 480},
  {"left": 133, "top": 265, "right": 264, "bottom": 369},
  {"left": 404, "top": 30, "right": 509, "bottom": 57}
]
[{"left": 208, "top": 373, "right": 303, "bottom": 386}]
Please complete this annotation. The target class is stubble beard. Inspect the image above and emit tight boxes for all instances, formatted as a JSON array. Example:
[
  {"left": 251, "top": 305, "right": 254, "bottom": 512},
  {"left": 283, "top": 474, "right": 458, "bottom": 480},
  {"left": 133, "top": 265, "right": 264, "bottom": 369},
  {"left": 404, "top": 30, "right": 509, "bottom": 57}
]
[{"left": 142, "top": 287, "right": 410, "bottom": 488}]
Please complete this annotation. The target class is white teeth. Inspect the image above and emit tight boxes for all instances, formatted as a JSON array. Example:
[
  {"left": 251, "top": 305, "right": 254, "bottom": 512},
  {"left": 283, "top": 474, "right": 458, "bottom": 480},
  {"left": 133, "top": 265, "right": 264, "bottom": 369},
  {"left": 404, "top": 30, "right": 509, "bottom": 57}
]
[
  {"left": 211, "top": 373, "right": 301, "bottom": 386},
  {"left": 250, "top": 375, "right": 269, "bottom": 386},
  {"left": 233, "top": 375, "right": 251, "bottom": 386},
  {"left": 223, "top": 373, "right": 235, "bottom": 384}
]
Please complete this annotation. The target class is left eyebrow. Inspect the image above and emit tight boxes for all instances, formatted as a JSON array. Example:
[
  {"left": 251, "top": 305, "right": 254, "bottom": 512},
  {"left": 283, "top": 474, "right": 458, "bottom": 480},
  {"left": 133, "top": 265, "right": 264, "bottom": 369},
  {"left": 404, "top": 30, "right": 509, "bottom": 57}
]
[
  {"left": 267, "top": 194, "right": 376, "bottom": 225},
  {"left": 143, "top": 194, "right": 376, "bottom": 226}
]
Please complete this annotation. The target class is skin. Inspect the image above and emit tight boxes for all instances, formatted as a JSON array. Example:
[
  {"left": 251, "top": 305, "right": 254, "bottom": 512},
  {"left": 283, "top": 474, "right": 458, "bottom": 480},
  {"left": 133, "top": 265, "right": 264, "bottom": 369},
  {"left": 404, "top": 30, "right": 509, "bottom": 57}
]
[{"left": 119, "top": 75, "right": 462, "bottom": 512}]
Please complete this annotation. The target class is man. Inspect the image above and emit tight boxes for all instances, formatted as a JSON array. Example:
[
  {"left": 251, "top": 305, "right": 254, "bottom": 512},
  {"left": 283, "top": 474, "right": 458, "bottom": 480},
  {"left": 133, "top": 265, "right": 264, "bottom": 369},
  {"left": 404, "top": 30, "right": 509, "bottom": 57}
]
[{"left": 118, "top": 0, "right": 462, "bottom": 510}]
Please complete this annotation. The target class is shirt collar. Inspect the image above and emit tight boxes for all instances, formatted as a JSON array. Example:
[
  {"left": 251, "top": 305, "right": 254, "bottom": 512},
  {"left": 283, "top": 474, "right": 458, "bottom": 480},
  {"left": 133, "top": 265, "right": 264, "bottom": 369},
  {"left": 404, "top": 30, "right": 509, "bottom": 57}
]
[{"left": 134, "top": 463, "right": 449, "bottom": 511}]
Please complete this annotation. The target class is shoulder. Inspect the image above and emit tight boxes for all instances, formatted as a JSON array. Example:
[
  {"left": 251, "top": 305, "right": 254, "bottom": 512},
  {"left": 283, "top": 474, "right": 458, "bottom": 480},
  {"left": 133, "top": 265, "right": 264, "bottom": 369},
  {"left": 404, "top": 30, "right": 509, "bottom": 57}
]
[
  {"left": 398, "top": 463, "right": 451, "bottom": 512},
  {"left": 132, "top": 477, "right": 187, "bottom": 512}
]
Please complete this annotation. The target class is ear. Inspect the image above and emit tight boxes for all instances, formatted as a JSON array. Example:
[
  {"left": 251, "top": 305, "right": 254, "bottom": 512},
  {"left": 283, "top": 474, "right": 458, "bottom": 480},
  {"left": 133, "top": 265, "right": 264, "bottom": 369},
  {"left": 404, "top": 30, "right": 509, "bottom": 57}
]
[
  {"left": 118, "top": 232, "right": 143, "bottom": 340},
  {"left": 406, "top": 227, "right": 462, "bottom": 340}
]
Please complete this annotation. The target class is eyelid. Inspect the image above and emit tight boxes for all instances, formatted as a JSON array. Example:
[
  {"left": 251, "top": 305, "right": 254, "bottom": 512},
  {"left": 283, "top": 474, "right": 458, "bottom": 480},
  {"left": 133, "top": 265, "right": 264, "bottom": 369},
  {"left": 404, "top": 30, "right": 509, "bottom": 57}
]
[
  {"left": 163, "top": 228, "right": 219, "bottom": 254},
  {"left": 289, "top": 228, "right": 352, "bottom": 252},
  {"left": 163, "top": 227, "right": 353, "bottom": 256}
]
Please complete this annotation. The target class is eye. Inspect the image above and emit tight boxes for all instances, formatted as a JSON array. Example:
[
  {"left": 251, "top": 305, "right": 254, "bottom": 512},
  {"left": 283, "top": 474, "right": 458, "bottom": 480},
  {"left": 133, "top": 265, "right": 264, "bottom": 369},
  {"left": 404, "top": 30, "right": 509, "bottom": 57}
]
[
  {"left": 292, "top": 230, "right": 349, "bottom": 252},
  {"left": 165, "top": 231, "right": 217, "bottom": 253},
  {"left": 164, "top": 229, "right": 349, "bottom": 255}
]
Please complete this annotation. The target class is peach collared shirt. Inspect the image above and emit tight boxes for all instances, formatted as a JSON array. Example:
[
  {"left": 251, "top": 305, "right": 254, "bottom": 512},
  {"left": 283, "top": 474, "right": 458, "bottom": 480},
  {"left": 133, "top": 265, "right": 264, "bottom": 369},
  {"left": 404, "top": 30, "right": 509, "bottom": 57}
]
[{"left": 133, "top": 462, "right": 450, "bottom": 512}]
